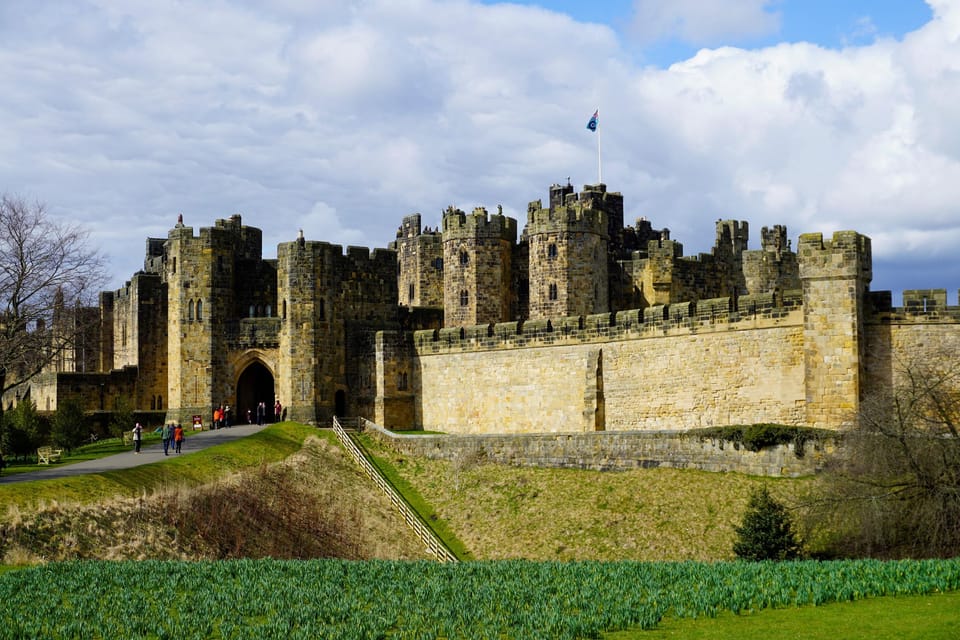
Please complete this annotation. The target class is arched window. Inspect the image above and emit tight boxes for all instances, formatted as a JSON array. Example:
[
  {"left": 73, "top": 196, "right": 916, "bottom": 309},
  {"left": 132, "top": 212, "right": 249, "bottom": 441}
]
[
  {"left": 196, "top": 299, "right": 203, "bottom": 321},
  {"left": 188, "top": 299, "right": 194, "bottom": 322},
  {"left": 459, "top": 250, "right": 469, "bottom": 266},
  {"left": 157, "top": 395, "right": 163, "bottom": 410},
  {"left": 548, "top": 243, "right": 558, "bottom": 259},
  {"left": 266, "top": 304, "right": 272, "bottom": 317},
  {"left": 408, "top": 283, "right": 415, "bottom": 303},
  {"left": 460, "top": 290, "right": 469, "bottom": 306},
  {"left": 549, "top": 283, "right": 558, "bottom": 301},
  {"left": 150, "top": 396, "right": 156, "bottom": 410}
]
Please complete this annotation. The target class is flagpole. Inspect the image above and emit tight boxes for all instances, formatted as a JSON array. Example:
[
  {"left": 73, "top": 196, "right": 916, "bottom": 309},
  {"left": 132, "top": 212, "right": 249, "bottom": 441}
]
[{"left": 596, "top": 109, "right": 602, "bottom": 184}]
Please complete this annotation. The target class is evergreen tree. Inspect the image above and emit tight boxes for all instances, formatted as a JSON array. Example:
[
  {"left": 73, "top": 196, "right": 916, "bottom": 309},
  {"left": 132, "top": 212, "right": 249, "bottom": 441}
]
[
  {"left": 51, "top": 399, "right": 88, "bottom": 452},
  {"left": 733, "top": 486, "right": 801, "bottom": 561}
]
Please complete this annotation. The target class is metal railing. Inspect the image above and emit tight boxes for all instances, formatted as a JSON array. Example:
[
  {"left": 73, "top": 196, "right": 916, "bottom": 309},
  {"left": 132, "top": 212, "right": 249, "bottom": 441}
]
[{"left": 331, "top": 416, "right": 458, "bottom": 563}]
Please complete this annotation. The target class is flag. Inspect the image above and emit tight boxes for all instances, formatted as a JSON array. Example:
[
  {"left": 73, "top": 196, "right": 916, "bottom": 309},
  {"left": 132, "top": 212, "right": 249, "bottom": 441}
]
[{"left": 586, "top": 110, "right": 598, "bottom": 132}]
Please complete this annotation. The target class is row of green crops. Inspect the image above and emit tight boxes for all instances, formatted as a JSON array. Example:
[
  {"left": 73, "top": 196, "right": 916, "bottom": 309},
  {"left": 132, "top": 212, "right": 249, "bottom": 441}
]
[{"left": 1, "top": 558, "right": 959, "bottom": 639}]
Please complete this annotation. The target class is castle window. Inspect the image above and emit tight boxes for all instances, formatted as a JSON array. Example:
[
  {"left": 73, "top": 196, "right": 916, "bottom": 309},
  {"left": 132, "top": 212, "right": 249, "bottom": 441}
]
[
  {"left": 282, "top": 300, "right": 287, "bottom": 319},
  {"left": 319, "top": 299, "right": 326, "bottom": 321},
  {"left": 171, "top": 257, "right": 176, "bottom": 274},
  {"left": 196, "top": 299, "right": 203, "bottom": 322},
  {"left": 433, "top": 257, "right": 443, "bottom": 271},
  {"left": 266, "top": 304, "right": 272, "bottom": 317},
  {"left": 459, "top": 250, "right": 469, "bottom": 266},
  {"left": 150, "top": 396, "right": 156, "bottom": 410},
  {"left": 398, "top": 372, "right": 408, "bottom": 391},
  {"left": 549, "top": 283, "right": 558, "bottom": 301},
  {"left": 188, "top": 299, "right": 194, "bottom": 322},
  {"left": 157, "top": 395, "right": 163, "bottom": 410},
  {"left": 249, "top": 305, "right": 255, "bottom": 318},
  {"left": 460, "top": 290, "right": 468, "bottom": 306},
  {"left": 548, "top": 243, "right": 558, "bottom": 259},
  {"left": 408, "top": 283, "right": 415, "bottom": 303}
]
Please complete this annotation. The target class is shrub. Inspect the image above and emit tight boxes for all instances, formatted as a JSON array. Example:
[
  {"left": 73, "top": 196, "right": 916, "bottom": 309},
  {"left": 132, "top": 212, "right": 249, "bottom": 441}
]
[{"left": 733, "top": 486, "right": 801, "bottom": 561}]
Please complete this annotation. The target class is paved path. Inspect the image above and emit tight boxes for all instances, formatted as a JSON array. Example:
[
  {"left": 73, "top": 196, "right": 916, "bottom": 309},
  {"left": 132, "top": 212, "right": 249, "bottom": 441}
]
[{"left": 0, "top": 423, "right": 269, "bottom": 484}]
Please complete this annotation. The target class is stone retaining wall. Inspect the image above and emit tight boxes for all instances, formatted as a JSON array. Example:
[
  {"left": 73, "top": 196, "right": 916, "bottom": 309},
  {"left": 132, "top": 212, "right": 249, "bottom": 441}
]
[{"left": 366, "top": 422, "right": 838, "bottom": 477}]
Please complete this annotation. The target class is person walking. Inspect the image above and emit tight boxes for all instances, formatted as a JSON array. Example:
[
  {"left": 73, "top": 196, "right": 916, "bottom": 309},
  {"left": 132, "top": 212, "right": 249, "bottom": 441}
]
[
  {"left": 161, "top": 422, "right": 172, "bottom": 456},
  {"left": 173, "top": 423, "right": 184, "bottom": 454},
  {"left": 132, "top": 422, "right": 143, "bottom": 454},
  {"left": 256, "top": 401, "right": 265, "bottom": 426},
  {"left": 274, "top": 399, "right": 282, "bottom": 423}
]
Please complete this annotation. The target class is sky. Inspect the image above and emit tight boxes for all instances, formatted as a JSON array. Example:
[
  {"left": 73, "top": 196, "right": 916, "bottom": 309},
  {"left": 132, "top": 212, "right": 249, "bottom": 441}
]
[{"left": 1, "top": 0, "right": 958, "bottom": 302}]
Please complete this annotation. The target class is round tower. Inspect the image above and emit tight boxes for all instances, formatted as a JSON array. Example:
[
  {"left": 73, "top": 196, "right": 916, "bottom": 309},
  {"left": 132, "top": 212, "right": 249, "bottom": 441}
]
[{"left": 526, "top": 183, "right": 612, "bottom": 320}]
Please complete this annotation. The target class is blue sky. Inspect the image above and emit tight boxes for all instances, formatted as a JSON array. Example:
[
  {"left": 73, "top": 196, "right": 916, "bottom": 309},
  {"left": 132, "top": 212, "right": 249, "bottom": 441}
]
[{"left": 1, "top": 0, "right": 958, "bottom": 300}]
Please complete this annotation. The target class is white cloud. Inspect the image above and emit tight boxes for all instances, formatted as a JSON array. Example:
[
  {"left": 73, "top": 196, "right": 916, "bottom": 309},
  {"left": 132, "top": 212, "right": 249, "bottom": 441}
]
[{"left": 1, "top": 0, "right": 960, "bottom": 296}]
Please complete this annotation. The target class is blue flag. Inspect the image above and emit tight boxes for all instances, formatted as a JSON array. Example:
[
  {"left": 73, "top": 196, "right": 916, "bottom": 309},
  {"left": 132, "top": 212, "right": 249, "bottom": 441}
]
[{"left": 586, "top": 110, "right": 598, "bottom": 132}]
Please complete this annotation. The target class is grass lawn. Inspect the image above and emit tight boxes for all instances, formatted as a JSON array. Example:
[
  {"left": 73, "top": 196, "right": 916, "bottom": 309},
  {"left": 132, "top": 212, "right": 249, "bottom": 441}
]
[{"left": 611, "top": 591, "right": 960, "bottom": 639}]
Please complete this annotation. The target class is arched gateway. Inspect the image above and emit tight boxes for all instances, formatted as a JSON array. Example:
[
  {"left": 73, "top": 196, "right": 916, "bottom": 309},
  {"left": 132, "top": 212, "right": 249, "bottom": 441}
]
[{"left": 236, "top": 361, "right": 274, "bottom": 424}]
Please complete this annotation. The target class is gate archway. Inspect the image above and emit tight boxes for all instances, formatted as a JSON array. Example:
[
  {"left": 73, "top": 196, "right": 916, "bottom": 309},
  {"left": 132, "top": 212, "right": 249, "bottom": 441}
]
[{"left": 236, "top": 361, "right": 274, "bottom": 424}]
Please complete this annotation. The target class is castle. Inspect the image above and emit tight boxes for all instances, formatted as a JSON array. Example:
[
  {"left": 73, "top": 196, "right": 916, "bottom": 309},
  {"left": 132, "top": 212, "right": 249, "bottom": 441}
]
[{"left": 8, "top": 182, "right": 959, "bottom": 435}]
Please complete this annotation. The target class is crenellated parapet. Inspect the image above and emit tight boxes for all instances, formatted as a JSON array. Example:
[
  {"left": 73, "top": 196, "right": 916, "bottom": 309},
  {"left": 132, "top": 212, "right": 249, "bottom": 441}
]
[
  {"left": 413, "top": 295, "right": 803, "bottom": 355},
  {"left": 798, "top": 231, "right": 872, "bottom": 284},
  {"left": 442, "top": 205, "right": 518, "bottom": 241}
]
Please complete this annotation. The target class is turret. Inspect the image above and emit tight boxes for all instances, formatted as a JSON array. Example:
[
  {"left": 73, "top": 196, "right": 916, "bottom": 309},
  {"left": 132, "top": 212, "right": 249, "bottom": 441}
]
[{"left": 442, "top": 205, "right": 517, "bottom": 327}]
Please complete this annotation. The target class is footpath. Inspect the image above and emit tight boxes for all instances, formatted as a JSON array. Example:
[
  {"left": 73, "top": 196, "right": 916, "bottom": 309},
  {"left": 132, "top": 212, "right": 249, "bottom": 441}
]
[{"left": 0, "top": 423, "right": 268, "bottom": 484}]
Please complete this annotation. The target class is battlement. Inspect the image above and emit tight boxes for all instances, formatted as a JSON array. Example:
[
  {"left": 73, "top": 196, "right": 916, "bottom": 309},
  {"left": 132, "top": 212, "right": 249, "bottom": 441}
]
[
  {"left": 526, "top": 198, "right": 610, "bottom": 237},
  {"left": 167, "top": 215, "right": 263, "bottom": 262},
  {"left": 714, "top": 220, "right": 748, "bottom": 255},
  {"left": 395, "top": 213, "right": 442, "bottom": 240},
  {"left": 278, "top": 239, "right": 395, "bottom": 267},
  {"left": 797, "top": 231, "right": 872, "bottom": 282},
  {"left": 414, "top": 294, "right": 802, "bottom": 354},
  {"left": 526, "top": 183, "right": 619, "bottom": 238},
  {"left": 441, "top": 205, "right": 517, "bottom": 242},
  {"left": 866, "top": 288, "right": 960, "bottom": 323},
  {"left": 760, "top": 225, "right": 789, "bottom": 253},
  {"left": 144, "top": 238, "right": 165, "bottom": 274}
]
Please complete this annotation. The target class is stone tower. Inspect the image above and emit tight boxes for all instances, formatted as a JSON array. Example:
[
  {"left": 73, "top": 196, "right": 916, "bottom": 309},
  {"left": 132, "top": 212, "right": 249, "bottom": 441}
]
[
  {"left": 277, "top": 238, "right": 399, "bottom": 423},
  {"left": 164, "top": 215, "right": 274, "bottom": 424},
  {"left": 525, "top": 183, "right": 613, "bottom": 319},
  {"left": 391, "top": 214, "right": 443, "bottom": 308},
  {"left": 798, "top": 230, "right": 872, "bottom": 429},
  {"left": 442, "top": 205, "right": 517, "bottom": 327}
]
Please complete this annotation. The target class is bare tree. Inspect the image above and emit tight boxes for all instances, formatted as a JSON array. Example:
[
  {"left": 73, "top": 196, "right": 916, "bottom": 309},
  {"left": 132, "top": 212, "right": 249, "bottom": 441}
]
[
  {"left": 0, "top": 195, "right": 107, "bottom": 422},
  {"left": 807, "top": 352, "right": 960, "bottom": 558}
]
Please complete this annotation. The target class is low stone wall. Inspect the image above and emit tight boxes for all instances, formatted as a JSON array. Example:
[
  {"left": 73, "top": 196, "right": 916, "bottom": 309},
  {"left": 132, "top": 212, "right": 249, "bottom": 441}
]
[{"left": 365, "top": 422, "right": 838, "bottom": 477}]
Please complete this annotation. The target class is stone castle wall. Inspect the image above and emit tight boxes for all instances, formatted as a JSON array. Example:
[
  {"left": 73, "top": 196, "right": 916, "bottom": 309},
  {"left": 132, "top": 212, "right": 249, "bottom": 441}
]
[{"left": 408, "top": 304, "right": 806, "bottom": 434}]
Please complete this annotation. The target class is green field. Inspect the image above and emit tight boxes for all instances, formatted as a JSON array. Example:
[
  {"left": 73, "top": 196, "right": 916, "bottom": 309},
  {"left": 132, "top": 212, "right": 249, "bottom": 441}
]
[{"left": 1, "top": 558, "right": 958, "bottom": 639}]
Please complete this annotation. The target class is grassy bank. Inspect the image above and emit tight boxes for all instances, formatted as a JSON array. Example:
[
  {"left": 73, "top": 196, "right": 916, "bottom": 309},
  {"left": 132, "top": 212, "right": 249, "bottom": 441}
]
[
  {"left": 359, "top": 433, "right": 814, "bottom": 561},
  {"left": 0, "top": 423, "right": 317, "bottom": 511}
]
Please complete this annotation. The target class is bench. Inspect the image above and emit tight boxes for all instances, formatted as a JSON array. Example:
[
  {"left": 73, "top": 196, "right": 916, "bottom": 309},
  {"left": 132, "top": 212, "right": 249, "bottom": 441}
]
[{"left": 37, "top": 446, "right": 64, "bottom": 465}]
